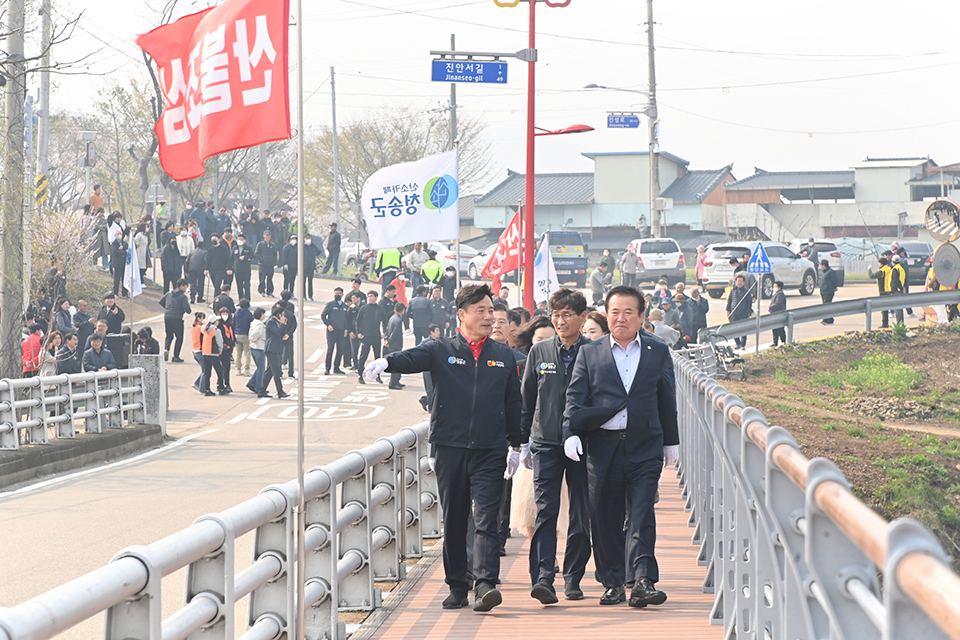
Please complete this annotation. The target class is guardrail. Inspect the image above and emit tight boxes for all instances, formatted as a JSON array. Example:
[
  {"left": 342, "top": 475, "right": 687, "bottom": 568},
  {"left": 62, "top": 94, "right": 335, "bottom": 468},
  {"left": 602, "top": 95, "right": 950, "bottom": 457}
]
[
  {"left": 671, "top": 351, "right": 960, "bottom": 640},
  {"left": 0, "top": 420, "right": 439, "bottom": 640},
  {"left": 0, "top": 368, "right": 147, "bottom": 450},
  {"left": 700, "top": 288, "right": 960, "bottom": 343}
]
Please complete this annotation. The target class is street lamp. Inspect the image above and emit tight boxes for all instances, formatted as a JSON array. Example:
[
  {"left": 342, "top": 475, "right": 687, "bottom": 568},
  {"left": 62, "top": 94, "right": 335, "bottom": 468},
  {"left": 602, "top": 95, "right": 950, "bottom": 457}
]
[
  {"left": 585, "top": 82, "right": 661, "bottom": 237},
  {"left": 495, "top": 0, "right": 572, "bottom": 311},
  {"left": 534, "top": 123, "right": 594, "bottom": 137}
]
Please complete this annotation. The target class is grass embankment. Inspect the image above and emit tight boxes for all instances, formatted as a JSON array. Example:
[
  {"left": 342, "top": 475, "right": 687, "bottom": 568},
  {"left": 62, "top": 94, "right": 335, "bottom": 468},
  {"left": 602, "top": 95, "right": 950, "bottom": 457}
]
[{"left": 724, "top": 324, "right": 960, "bottom": 568}]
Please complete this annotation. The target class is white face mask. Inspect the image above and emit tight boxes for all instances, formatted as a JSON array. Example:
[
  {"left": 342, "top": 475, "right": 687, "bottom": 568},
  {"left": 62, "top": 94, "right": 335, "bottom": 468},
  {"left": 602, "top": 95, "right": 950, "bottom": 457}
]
[
  {"left": 220, "top": 315, "right": 229, "bottom": 321},
  {"left": 305, "top": 239, "right": 312, "bottom": 245},
  {"left": 180, "top": 230, "right": 187, "bottom": 236},
  {"left": 290, "top": 239, "right": 296, "bottom": 245},
  {"left": 237, "top": 240, "right": 245, "bottom": 246}
]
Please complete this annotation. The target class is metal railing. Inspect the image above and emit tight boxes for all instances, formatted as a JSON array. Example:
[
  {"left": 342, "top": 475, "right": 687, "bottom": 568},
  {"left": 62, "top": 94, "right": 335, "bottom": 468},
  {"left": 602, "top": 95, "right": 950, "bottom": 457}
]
[
  {"left": 700, "top": 288, "right": 960, "bottom": 343},
  {"left": 0, "top": 420, "right": 440, "bottom": 640},
  {"left": 0, "top": 368, "right": 147, "bottom": 450},
  {"left": 671, "top": 351, "right": 960, "bottom": 640}
]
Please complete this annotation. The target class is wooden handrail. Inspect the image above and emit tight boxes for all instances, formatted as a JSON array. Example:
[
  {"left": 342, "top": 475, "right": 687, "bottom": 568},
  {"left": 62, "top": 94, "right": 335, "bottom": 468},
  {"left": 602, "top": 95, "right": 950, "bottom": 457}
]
[{"left": 703, "top": 381, "right": 960, "bottom": 638}]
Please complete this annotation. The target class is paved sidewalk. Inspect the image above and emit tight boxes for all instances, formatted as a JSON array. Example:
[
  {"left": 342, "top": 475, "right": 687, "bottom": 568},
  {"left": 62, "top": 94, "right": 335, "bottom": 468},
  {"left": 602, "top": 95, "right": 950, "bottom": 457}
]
[{"left": 367, "top": 471, "right": 720, "bottom": 639}]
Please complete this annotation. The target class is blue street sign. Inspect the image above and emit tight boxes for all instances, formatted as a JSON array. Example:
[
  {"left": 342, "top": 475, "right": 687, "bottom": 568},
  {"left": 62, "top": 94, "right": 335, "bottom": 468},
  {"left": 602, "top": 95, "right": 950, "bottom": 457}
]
[
  {"left": 607, "top": 115, "right": 640, "bottom": 128},
  {"left": 431, "top": 60, "right": 507, "bottom": 84},
  {"left": 747, "top": 243, "right": 772, "bottom": 274}
]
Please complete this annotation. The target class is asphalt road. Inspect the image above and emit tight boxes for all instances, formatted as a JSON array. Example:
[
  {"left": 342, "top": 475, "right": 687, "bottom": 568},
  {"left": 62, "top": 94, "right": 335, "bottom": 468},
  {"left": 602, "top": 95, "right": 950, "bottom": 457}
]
[{"left": 0, "top": 274, "right": 914, "bottom": 636}]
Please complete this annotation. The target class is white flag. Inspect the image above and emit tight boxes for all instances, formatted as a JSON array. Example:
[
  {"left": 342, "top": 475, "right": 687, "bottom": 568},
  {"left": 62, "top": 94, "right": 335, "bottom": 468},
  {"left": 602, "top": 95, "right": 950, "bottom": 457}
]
[
  {"left": 123, "top": 238, "right": 143, "bottom": 298},
  {"left": 361, "top": 149, "right": 460, "bottom": 250},
  {"left": 533, "top": 233, "right": 560, "bottom": 304}
]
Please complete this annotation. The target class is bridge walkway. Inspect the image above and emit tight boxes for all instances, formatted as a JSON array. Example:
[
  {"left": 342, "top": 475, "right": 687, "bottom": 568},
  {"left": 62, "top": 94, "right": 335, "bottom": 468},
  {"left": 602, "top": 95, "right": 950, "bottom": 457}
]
[{"left": 363, "top": 470, "right": 719, "bottom": 639}]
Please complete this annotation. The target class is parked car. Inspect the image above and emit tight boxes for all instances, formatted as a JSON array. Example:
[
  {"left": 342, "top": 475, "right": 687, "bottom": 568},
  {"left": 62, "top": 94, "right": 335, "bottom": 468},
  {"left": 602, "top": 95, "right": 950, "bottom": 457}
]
[
  {"left": 897, "top": 241, "right": 934, "bottom": 286},
  {"left": 427, "top": 242, "right": 477, "bottom": 275},
  {"left": 340, "top": 241, "right": 367, "bottom": 264},
  {"left": 545, "top": 231, "right": 589, "bottom": 288},
  {"left": 701, "top": 241, "right": 817, "bottom": 299},
  {"left": 787, "top": 239, "right": 845, "bottom": 286},
  {"left": 625, "top": 237, "right": 686, "bottom": 286},
  {"left": 467, "top": 243, "right": 516, "bottom": 281}
]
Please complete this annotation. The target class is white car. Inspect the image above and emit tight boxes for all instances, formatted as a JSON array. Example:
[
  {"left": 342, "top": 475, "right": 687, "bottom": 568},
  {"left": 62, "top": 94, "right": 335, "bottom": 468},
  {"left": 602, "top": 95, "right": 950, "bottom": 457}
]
[
  {"left": 466, "top": 243, "right": 518, "bottom": 280},
  {"left": 625, "top": 237, "right": 686, "bottom": 285},
  {"left": 427, "top": 242, "right": 477, "bottom": 275},
  {"left": 701, "top": 241, "right": 817, "bottom": 299},
  {"left": 787, "top": 239, "right": 845, "bottom": 286}
]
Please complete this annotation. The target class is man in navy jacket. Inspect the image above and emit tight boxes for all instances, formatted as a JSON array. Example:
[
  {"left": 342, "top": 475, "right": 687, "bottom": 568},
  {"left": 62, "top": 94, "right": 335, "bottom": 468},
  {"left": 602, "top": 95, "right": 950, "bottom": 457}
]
[
  {"left": 364, "top": 284, "right": 522, "bottom": 613},
  {"left": 563, "top": 285, "right": 679, "bottom": 609}
]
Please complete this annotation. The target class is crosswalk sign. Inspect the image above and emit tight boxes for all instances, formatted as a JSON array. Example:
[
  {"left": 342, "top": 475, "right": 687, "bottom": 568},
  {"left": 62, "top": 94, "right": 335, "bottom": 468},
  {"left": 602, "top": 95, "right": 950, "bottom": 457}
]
[{"left": 747, "top": 243, "right": 772, "bottom": 274}]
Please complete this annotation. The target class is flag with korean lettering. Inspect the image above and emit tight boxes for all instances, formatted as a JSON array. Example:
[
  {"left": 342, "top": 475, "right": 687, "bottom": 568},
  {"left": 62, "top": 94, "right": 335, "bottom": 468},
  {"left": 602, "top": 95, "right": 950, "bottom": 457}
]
[
  {"left": 361, "top": 149, "right": 460, "bottom": 250},
  {"left": 136, "top": 0, "right": 290, "bottom": 182},
  {"left": 533, "top": 232, "right": 559, "bottom": 303},
  {"left": 481, "top": 209, "right": 520, "bottom": 296}
]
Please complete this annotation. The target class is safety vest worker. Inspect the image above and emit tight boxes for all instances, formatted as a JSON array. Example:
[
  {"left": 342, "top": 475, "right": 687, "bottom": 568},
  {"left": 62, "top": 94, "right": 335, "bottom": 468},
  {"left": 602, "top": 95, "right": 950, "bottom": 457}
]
[
  {"left": 421, "top": 253, "right": 443, "bottom": 284},
  {"left": 376, "top": 248, "right": 402, "bottom": 274}
]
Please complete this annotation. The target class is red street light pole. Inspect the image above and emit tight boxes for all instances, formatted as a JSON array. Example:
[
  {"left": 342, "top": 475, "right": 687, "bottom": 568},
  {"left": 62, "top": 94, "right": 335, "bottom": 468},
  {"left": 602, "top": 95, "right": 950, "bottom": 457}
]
[{"left": 497, "top": 0, "right": 571, "bottom": 311}]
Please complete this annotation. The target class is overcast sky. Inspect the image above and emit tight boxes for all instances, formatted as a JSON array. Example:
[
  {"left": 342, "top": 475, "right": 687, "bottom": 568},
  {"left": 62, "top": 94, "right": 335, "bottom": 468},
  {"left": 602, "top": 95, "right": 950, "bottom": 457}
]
[{"left": 46, "top": 0, "right": 960, "bottom": 193}]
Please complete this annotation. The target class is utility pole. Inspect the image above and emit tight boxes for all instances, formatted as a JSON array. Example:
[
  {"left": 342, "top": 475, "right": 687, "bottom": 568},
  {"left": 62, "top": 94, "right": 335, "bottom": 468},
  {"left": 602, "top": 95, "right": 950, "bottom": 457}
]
[
  {"left": 1, "top": 0, "right": 27, "bottom": 379},
  {"left": 24, "top": 95, "right": 35, "bottom": 308},
  {"left": 258, "top": 145, "right": 269, "bottom": 212},
  {"left": 31, "top": 0, "right": 52, "bottom": 307},
  {"left": 647, "top": 0, "right": 661, "bottom": 238},
  {"left": 449, "top": 34, "right": 457, "bottom": 149}
]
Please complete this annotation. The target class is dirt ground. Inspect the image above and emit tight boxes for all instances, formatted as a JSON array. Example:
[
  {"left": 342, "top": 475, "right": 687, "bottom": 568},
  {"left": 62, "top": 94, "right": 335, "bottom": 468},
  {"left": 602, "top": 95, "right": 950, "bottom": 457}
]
[{"left": 721, "top": 324, "right": 960, "bottom": 565}]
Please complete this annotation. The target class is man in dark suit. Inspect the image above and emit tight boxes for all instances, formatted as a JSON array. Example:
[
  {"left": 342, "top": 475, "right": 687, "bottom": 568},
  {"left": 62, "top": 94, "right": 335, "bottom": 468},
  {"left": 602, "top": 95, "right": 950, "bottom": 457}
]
[
  {"left": 563, "top": 285, "right": 679, "bottom": 608},
  {"left": 256, "top": 306, "right": 290, "bottom": 398}
]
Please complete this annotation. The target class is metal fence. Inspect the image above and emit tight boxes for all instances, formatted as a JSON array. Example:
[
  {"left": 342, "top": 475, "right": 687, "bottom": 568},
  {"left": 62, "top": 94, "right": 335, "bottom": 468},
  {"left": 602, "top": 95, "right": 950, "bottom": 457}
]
[
  {"left": 671, "top": 351, "right": 960, "bottom": 640},
  {"left": 701, "top": 288, "right": 960, "bottom": 344},
  {"left": 0, "top": 368, "right": 147, "bottom": 450},
  {"left": 0, "top": 420, "right": 439, "bottom": 640}
]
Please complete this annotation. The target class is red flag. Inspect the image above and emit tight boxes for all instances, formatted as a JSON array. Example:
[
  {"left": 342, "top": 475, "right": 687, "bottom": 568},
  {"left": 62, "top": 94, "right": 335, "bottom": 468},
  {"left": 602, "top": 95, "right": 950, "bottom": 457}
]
[
  {"left": 136, "top": 0, "right": 291, "bottom": 181},
  {"left": 481, "top": 209, "right": 521, "bottom": 296}
]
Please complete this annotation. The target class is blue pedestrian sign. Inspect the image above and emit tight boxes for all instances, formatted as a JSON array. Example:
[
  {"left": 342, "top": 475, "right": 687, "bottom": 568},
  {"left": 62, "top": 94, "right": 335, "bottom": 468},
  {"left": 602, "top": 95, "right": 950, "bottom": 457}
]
[
  {"left": 607, "top": 115, "right": 640, "bottom": 128},
  {"left": 431, "top": 60, "right": 507, "bottom": 84},
  {"left": 747, "top": 243, "right": 772, "bottom": 274}
]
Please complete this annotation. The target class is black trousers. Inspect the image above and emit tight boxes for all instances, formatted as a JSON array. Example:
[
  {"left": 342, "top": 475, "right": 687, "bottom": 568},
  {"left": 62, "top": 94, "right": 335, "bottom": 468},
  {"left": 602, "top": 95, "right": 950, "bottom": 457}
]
[
  {"left": 235, "top": 271, "right": 251, "bottom": 301},
  {"left": 258, "top": 266, "right": 274, "bottom": 295},
  {"left": 322, "top": 250, "right": 339, "bottom": 275},
  {"left": 772, "top": 327, "right": 786, "bottom": 346},
  {"left": 325, "top": 329, "right": 349, "bottom": 371},
  {"left": 163, "top": 271, "right": 178, "bottom": 293},
  {"left": 434, "top": 445, "right": 506, "bottom": 594},
  {"left": 164, "top": 317, "right": 184, "bottom": 358},
  {"left": 282, "top": 337, "right": 294, "bottom": 376},
  {"left": 356, "top": 338, "right": 381, "bottom": 374},
  {"left": 190, "top": 271, "right": 206, "bottom": 301},
  {"left": 200, "top": 354, "right": 224, "bottom": 393},
  {"left": 529, "top": 441, "right": 592, "bottom": 587},
  {"left": 413, "top": 325, "right": 430, "bottom": 346},
  {"left": 586, "top": 432, "right": 662, "bottom": 587},
  {"left": 210, "top": 270, "right": 227, "bottom": 296},
  {"left": 258, "top": 351, "right": 284, "bottom": 394},
  {"left": 821, "top": 290, "right": 835, "bottom": 324},
  {"left": 282, "top": 268, "right": 297, "bottom": 294},
  {"left": 880, "top": 291, "right": 904, "bottom": 326},
  {"left": 112, "top": 266, "right": 127, "bottom": 297},
  {"left": 498, "top": 479, "right": 512, "bottom": 550},
  {"left": 384, "top": 343, "right": 402, "bottom": 386},
  {"left": 621, "top": 273, "right": 636, "bottom": 288},
  {"left": 304, "top": 271, "right": 315, "bottom": 299},
  {"left": 219, "top": 346, "right": 232, "bottom": 389}
]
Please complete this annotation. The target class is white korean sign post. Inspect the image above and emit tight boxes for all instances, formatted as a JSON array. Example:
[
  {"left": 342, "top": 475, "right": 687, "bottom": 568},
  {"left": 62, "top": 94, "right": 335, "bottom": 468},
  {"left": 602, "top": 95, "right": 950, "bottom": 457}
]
[{"left": 747, "top": 243, "right": 772, "bottom": 354}]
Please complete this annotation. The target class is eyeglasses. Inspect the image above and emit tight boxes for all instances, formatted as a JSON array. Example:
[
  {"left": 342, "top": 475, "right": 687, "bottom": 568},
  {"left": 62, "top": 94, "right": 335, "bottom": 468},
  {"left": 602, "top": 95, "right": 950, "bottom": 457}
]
[{"left": 551, "top": 311, "right": 579, "bottom": 322}]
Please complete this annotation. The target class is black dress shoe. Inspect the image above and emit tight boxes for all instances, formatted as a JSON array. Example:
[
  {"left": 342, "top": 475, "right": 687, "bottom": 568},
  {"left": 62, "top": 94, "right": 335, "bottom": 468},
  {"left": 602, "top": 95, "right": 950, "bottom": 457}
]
[
  {"left": 629, "top": 577, "right": 667, "bottom": 608},
  {"left": 357, "top": 376, "right": 366, "bottom": 385},
  {"left": 277, "top": 391, "right": 290, "bottom": 398},
  {"left": 388, "top": 384, "right": 403, "bottom": 390},
  {"left": 171, "top": 356, "right": 185, "bottom": 363},
  {"left": 473, "top": 584, "right": 502, "bottom": 612},
  {"left": 333, "top": 369, "right": 346, "bottom": 375},
  {"left": 257, "top": 392, "right": 271, "bottom": 398},
  {"left": 531, "top": 579, "right": 558, "bottom": 605},
  {"left": 441, "top": 591, "right": 469, "bottom": 609},
  {"left": 599, "top": 585, "right": 625, "bottom": 605},
  {"left": 564, "top": 582, "right": 584, "bottom": 601}
]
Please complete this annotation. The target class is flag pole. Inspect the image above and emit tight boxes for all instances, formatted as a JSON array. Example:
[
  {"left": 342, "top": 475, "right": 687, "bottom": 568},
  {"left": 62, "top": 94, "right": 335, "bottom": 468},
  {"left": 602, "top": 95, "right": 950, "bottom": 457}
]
[
  {"left": 545, "top": 229, "right": 551, "bottom": 314},
  {"left": 295, "top": 0, "right": 307, "bottom": 637}
]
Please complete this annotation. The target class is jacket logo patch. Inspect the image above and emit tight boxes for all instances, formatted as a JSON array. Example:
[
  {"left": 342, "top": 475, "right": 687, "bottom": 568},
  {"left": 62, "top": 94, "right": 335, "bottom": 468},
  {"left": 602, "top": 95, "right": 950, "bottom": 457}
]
[
  {"left": 447, "top": 356, "right": 466, "bottom": 365},
  {"left": 487, "top": 360, "right": 504, "bottom": 367},
  {"left": 539, "top": 362, "right": 557, "bottom": 374}
]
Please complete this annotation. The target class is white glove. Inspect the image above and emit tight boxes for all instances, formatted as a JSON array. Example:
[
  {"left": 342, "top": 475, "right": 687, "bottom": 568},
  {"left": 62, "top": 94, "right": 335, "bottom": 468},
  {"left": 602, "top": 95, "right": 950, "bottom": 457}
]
[
  {"left": 519, "top": 441, "right": 533, "bottom": 469},
  {"left": 505, "top": 449, "right": 520, "bottom": 479},
  {"left": 428, "top": 457, "right": 436, "bottom": 473},
  {"left": 364, "top": 358, "right": 388, "bottom": 381},
  {"left": 663, "top": 445, "right": 679, "bottom": 467},
  {"left": 564, "top": 436, "right": 583, "bottom": 462}
]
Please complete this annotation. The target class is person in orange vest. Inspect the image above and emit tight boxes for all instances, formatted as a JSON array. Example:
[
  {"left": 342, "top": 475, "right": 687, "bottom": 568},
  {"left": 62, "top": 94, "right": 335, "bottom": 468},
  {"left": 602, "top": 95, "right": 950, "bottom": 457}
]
[
  {"left": 190, "top": 311, "right": 207, "bottom": 391},
  {"left": 199, "top": 317, "right": 226, "bottom": 396}
]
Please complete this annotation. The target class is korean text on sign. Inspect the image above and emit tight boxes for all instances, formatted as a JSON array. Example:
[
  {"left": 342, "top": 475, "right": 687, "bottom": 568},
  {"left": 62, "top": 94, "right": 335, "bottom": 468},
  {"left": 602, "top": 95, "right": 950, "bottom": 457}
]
[{"left": 137, "top": 0, "right": 291, "bottom": 181}]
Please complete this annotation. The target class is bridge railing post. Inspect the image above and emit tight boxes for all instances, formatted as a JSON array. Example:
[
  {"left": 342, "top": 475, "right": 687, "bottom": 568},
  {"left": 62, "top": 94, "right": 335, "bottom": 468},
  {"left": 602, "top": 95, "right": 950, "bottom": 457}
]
[
  {"left": 369, "top": 438, "right": 400, "bottom": 582},
  {"left": 183, "top": 514, "right": 236, "bottom": 639},
  {"left": 338, "top": 451, "right": 378, "bottom": 611},
  {"left": 248, "top": 484, "right": 296, "bottom": 640},
  {"left": 884, "top": 519, "right": 952, "bottom": 640},
  {"left": 399, "top": 425, "right": 424, "bottom": 559},
  {"left": 104, "top": 545, "right": 162, "bottom": 640},
  {"left": 419, "top": 442, "right": 441, "bottom": 540},
  {"left": 0, "top": 381, "right": 17, "bottom": 450},
  {"left": 303, "top": 471, "right": 342, "bottom": 640}
]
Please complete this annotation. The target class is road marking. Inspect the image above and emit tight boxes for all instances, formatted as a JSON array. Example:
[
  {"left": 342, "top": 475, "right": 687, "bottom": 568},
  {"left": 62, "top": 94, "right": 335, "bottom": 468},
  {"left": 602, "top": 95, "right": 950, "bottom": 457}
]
[
  {"left": 227, "top": 413, "right": 248, "bottom": 424},
  {"left": 0, "top": 429, "right": 220, "bottom": 499},
  {"left": 306, "top": 348, "right": 325, "bottom": 363}
]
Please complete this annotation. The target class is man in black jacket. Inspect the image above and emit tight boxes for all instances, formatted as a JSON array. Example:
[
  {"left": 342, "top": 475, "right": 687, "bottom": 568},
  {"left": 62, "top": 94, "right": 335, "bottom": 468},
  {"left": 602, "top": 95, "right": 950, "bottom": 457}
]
[
  {"left": 382, "top": 302, "right": 405, "bottom": 389},
  {"left": 232, "top": 233, "right": 255, "bottom": 301},
  {"left": 256, "top": 306, "right": 289, "bottom": 398},
  {"left": 322, "top": 222, "right": 341, "bottom": 275},
  {"left": 159, "top": 279, "right": 192, "bottom": 362},
  {"left": 563, "top": 286, "right": 679, "bottom": 609},
  {"left": 430, "top": 286, "right": 452, "bottom": 335},
  {"left": 280, "top": 236, "right": 299, "bottom": 294},
  {"left": 321, "top": 287, "right": 349, "bottom": 375},
  {"left": 521, "top": 288, "right": 592, "bottom": 604},
  {"left": 379, "top": 286, "right": 398, "bottom": 333},
  {"left": 187, "top": 241, "right": 208, "bottom": 303},
  {"left": 726, "top": 274, "right": 754, "bottom": 349},
  {"left": 97, "top": 293, "right": 125, "bottom": 335},
  {"left": 204, "top": 233, "right": 231, "bottom": 296},
  {"left": 819, "top": 259, "right": 839, "bottom": 325},
  {"left": 255, "top": 230, "right": 278, "bottom": 297},
  {"left": 407, "top": 285, "right": 434, "bottom": 345},
  {"left": 364, "top": 284, "right": 523, "bottom": 613},
  {"left": 280, "top": 290, "right": 298, "bottom": 378},
  {"left": 57, "top": 333, "right": 82, "bottom": 375},
  {"left": 355, "top": 290, "right": 384, "bottom": 384}
]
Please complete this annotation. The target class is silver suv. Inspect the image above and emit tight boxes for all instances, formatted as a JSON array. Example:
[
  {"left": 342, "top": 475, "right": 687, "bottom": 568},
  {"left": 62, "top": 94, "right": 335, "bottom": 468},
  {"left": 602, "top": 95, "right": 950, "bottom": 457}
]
[
  {"left": 625, "top": 237, "right": 686, "bottom": 285},
  {"left": 702, "top": 241, "right": 817, "bottom": 299}
]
